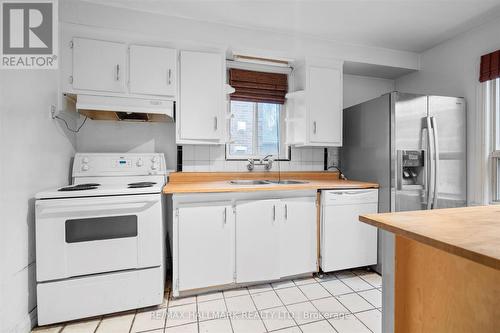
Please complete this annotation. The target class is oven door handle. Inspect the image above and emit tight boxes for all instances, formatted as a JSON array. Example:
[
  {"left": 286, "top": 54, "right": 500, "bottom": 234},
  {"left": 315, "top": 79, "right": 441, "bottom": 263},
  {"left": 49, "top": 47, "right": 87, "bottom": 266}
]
[{"left": 36, "top": 200, "right": 159, "bottom": 218}]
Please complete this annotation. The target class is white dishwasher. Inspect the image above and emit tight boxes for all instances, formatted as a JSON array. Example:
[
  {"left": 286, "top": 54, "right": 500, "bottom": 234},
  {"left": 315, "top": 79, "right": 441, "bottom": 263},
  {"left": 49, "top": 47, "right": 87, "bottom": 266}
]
[{"left": 320, "top": 189, "right": 379, "bottom": 272}]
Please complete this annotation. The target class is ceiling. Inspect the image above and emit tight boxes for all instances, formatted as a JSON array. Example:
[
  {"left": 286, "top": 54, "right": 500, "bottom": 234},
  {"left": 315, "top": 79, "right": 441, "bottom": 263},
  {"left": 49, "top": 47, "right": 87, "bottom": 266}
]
[{"left": 81, "top": 0, "right": 500, "bottom": 53}]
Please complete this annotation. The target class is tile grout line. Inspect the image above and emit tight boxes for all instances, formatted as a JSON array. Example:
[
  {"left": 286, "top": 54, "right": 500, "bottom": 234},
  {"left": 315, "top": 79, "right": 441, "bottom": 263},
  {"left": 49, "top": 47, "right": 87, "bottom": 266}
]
[
  {"left": 248, "top": 286, "right": 270, "bottom": 333},
  {"left": 353, "top": 269, "right": 382, "bottom": 289},
  {"left": 318, "top": 270, "right": 377, "bottom": 333},
  {"left": 342, "top": 270, "right": 377, "bottom": 333},
  {"left": 359, "top": 275, "right": 382, "bottom": 289},
  {"left": 357, "top": 289, "right": 381, "bottom": 309},
  {"left": 353, "top": 311, "right": 376, "bottom": 333},
  {"left": 300, "top": 274, "right": 341, "bottom": 333},
  {"left": 128, "top": 311, "right": 137, "bottom": 333},
  {"left": 92, "top": 317, "right": 103, "bottom": 333},
  {"left": 195, "top": 296, "right": 200, "bottom": 333},
  {"left": 220, "top": 286, "right": 237, "bottom": 333},
  {"left": 270, "top": 283, "right": 303, "bottom": 332},
  {"left": 163, "top": 289, "right": 170, "bottom": 333}
]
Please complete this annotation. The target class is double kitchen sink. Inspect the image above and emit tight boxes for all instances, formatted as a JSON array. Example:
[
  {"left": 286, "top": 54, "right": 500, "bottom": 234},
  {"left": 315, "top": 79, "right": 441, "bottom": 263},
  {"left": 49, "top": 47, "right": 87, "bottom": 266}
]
[{"left": 229, "top": 180, "right": 309, "bottom": 185}]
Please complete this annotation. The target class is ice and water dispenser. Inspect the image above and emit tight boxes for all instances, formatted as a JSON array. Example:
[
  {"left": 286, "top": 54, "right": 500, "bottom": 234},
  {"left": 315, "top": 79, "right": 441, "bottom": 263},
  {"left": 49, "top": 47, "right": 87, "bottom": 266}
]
[{"left": 397, "top": 150, "right": 425, "bottom": 189}]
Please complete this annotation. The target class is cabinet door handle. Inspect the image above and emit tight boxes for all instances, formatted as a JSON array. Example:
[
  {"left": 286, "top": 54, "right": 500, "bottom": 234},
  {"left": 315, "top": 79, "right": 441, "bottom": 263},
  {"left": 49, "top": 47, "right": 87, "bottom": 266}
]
[
  {"left": 223, "top": 207, "right": 227, "bottom": 226},
  {"left": 115, "top": 64, "right": 120, "bottom": 81},
  {"left": 284, "top": 204, "right": 288, "bottom": 220},
  {"left": 168, "top": 69, "right": 172, "bottom": 85},
  {"left": 214, "top": 117, "right": 218, "bottom": 131},
  {"left": 313, "top": 121, "right": 317, "bottom": 134},
  {"left": 272, "top": 205, "right": 276, "bottom": 221}
]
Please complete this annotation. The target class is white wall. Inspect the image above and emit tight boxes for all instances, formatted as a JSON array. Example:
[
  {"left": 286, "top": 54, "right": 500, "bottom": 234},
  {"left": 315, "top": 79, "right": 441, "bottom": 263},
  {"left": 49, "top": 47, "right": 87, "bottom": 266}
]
[
  {"left": 396, "top": 16, "right": 500, "bottom": 205},
  {"left": 76, "top": 121, "right": 177, "bottom": 170},
  {"left": 343, "top": 75, "right": 395, "bottom": 109},
  {"left": 0, "top": 71, "right": 75, "bottom": 332}
]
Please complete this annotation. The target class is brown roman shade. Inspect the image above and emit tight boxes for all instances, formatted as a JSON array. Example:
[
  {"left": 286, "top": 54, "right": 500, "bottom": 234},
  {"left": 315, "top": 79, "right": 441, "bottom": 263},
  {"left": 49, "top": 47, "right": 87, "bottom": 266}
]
[
  {"left": 229, "top": 68, "right": 288, "bottom": 104},
  {"left": 479, "top": 50, "right": 500, "bottom": 82}
]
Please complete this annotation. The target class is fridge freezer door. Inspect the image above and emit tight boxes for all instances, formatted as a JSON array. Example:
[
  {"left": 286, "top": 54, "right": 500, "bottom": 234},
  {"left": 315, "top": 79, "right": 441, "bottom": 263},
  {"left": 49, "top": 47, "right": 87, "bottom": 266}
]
[
  {"left": 428, "top": 96, "right": 467, "bottom": 208},
  {"left": 393, "top": 93, "right": 429, "bottom": 212}
]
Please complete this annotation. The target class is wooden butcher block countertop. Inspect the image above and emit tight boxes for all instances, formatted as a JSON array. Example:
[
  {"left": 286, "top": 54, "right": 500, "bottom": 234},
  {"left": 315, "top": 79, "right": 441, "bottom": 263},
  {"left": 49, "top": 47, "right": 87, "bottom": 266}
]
[
  {"left": 163, "top": 171, "right": 378, "bottom": 194},
  {"left": 360, "top": 205, "right": 500, "bottom": 270}
]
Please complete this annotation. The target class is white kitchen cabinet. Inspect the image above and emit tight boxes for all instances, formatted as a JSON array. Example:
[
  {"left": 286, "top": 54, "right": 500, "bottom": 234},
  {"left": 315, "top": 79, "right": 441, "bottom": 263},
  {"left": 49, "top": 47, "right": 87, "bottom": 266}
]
[
  {"left": 178, "top": 50, "right": 225, "bottom": 144},
  {"left": 72, "top": 38, "right": 127, "bottom": 93},
  {"left": 129, "top": 45, "right": 177, "bottom": 97},
  {"left": 280, "top": 196, "right": 317, "bottom": 277},
  {"left": 176, "top": 202, "right": 234, "bottom": 291},
  {"left": 320, "top": 189, "right": 378, "bottom": 272},
  {"left": 235, "top": 199, "right": 281, "bottom": 283},
  {"left": 169, "top": 190, "right": 318, "bottom": 296},
  {"left": 287, "top": 58, "right": 343, "bottom": 147}
]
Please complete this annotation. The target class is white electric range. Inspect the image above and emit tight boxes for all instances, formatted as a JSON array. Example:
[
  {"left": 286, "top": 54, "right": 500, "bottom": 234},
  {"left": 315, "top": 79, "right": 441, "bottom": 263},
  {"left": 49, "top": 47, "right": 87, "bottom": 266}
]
[{"left": 35, "top": 153, "right": 170, "bottom": 325}]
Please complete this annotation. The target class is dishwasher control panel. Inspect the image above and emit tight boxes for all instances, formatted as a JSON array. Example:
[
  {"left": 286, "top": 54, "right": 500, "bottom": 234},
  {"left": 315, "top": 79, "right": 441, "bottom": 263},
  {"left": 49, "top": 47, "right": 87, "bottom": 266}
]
[{"left": 322, "top": 189, "right": 379, "bottom": 205}]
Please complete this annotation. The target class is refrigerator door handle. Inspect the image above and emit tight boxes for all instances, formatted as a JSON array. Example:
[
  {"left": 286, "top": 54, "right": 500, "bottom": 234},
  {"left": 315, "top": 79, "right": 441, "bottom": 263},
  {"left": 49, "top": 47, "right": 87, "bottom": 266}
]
[
  {"left": 431, "top": 116, "right": 439, "bottom": 209},
  {"left": 426, "top": 116, "right": 435, "bottom": 210}
]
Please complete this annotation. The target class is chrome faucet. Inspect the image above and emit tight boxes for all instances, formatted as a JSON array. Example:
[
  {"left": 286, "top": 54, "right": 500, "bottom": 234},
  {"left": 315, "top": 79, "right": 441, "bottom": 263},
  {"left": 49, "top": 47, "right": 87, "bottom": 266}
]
[
  {"left": 247, "top": 155, "right": 275, "bottom": 171},
  {"left": 247, "top": 158, "right": 255, "bottom": 171},
  {"left": 260, "top": 154, "right": 275, "bottom": 170}
]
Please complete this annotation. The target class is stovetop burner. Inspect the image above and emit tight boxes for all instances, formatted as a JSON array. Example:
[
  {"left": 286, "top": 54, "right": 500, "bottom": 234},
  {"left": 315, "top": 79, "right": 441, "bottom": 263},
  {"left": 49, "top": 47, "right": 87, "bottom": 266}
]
[
  {"left": 58, "top": 184, "right": 99, "bottom": 191},
  {"left": 127, "top": 181, "right": 157, "bottom": 188}
]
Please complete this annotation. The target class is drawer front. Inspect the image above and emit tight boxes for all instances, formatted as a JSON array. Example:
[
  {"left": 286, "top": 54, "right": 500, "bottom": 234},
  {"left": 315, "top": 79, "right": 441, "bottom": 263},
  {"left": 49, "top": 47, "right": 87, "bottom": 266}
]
[{"left": 37, "top": 267, "right": 163, "bottom": 325}]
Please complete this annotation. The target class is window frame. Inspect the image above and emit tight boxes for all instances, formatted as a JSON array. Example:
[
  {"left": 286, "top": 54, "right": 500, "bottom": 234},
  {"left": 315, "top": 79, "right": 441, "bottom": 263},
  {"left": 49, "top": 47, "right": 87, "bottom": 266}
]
[
  {"left": 225, "top": 100, "right": 291, "bottom": 161},
  {"left": 491, "top": 78, "right": 500, "bottom": 203}
]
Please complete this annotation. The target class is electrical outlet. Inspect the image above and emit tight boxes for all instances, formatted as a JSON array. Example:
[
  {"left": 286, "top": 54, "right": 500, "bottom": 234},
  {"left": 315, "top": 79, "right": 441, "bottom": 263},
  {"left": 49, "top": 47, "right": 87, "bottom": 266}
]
[{"left": 50, "top": 105, "right": 57, "bottom": 119}]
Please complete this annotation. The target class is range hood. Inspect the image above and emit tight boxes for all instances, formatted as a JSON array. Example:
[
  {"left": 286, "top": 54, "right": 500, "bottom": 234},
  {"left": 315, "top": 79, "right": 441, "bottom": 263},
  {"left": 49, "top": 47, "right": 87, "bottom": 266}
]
[{"left": 67, "top": 94, "right": 174, "bottom": 122}]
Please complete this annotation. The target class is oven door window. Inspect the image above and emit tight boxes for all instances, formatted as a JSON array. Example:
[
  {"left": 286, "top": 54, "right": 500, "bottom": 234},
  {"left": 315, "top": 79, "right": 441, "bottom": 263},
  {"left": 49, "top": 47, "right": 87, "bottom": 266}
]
[{"left": 65, "top": 215, "right": 138, "bottom": 243}]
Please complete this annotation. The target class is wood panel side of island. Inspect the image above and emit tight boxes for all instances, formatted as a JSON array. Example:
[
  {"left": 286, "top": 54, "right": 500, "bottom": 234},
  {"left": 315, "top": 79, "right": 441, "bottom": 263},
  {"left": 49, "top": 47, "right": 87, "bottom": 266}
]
[{"left": 395, "top": 235, "right": 500, "bottom": 333}]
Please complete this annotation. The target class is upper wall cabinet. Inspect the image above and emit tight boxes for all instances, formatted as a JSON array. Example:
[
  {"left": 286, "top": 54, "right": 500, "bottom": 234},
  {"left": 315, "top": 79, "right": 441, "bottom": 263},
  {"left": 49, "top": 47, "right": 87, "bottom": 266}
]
[
  {"left": 71, "top": 38, "right": 177, "bottom": 98},
  {"left": 129, "top": 45, "right": 177, "bottom": 96},
  {"left": 286, "top": 58, "right": 343, "bottom": 147},
  {"left": 177, "top": 50, "right": 225, "bottom": 144},
  {"left": 73, "top": 38, "right": 127, "bottom": 93}
]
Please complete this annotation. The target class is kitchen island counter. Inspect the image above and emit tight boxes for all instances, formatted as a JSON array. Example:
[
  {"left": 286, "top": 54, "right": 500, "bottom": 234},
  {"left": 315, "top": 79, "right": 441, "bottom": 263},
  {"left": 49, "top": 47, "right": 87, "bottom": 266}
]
[
  {"left": 360, "top": 205, "right": 500, "bottom": 333},
  {"left": 360, "top": 205, "right": 500, "bottom": 270}
]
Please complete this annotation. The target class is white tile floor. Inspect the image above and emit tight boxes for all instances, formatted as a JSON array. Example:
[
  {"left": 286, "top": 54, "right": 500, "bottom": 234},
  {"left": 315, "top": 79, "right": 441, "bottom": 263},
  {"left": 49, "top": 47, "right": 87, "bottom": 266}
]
[{"left": 32, "top": 269, "right": 382, "bottom": 333}]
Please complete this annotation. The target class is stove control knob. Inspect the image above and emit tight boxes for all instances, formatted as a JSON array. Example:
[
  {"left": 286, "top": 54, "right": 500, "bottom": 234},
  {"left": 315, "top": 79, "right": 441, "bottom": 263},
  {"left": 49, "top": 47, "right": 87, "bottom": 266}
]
[
  {"left": 136, "top": 158, "right": 144, "bottom": 167},
  {"left": 151, "top": 163, "right": 158, "bottom": 170},
  {"left": 81, "top": 164, "right": 89, "bottom": 171},
  {"left": 82, "top": 157, "right": 89, "bottom": 164},
  {"left": 151, "top": 156, "right": 158, "bottom": 162}
]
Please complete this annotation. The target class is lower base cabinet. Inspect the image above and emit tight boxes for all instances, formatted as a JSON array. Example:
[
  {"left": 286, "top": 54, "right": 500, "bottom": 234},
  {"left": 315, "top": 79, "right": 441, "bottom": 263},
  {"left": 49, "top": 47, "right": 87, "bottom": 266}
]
[
  {"left": 235, "top": 199, "right": 281, "bottom": 283},
  {"left": 176, "top": 202, "right": 234, "bottom": 291},
  {"left": 280, "top": 197, "right": 317, "bottom": 277},
  {"left": 236, "top": 197, "right": 317, "bottom": 283},
  {"left": 170, "top": 192, "right": 318, "bottom": 296}
]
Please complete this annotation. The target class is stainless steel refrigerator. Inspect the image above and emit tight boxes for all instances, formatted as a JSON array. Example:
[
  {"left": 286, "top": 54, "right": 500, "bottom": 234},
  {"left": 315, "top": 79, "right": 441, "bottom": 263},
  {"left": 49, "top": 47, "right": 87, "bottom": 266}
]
[
  {"left": 342, "top": 91, "right": 466, "bottom": 215},
  {"left": 341, "top": 92, "right": 466, "bottom": 332}
]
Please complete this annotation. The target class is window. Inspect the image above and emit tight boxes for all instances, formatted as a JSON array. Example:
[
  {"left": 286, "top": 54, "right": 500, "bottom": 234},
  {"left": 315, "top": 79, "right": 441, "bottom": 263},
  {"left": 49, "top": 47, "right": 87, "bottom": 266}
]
[
  {"left": 226, "top": 67, "right": 289, "bottom": 160},
  {"left": 227, "top": 100, "right": 287, "bottom": 159},
  {"left": 491, "top": 78, "right": 500, "bottom": 202}
]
